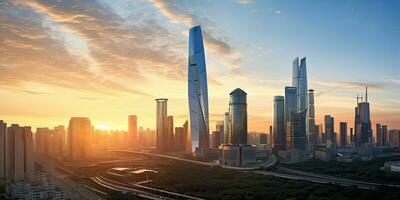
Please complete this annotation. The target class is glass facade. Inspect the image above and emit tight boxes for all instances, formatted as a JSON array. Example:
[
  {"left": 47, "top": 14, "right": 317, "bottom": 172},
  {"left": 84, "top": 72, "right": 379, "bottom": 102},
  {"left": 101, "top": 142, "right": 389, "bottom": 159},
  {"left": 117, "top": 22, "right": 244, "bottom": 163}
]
[
  {"left": 273, "top": 96, "right": 285, "bottom": 151},
  {"left": 155, "top": 99, "right": 168, "bottom": 152},
  {"left": 229, "top": 88, "right": 247, "bottom": 144},
  {"left": 187, "top": 25, "right": 209, "bottom": 153}
]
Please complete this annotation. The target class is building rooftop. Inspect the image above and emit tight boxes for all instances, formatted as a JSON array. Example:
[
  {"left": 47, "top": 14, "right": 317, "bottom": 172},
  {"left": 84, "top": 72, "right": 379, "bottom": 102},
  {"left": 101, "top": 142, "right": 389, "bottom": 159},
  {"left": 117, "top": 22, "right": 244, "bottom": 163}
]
[{"left": 230, "top": 88, "right": 247, "bottom": 95}]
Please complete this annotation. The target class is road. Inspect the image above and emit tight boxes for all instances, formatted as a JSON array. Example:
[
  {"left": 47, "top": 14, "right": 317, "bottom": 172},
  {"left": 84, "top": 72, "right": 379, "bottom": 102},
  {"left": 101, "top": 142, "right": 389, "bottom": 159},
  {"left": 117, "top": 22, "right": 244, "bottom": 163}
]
[
  {"left": 254, "top": 167, "right": 400, "bottom": 190},
  {"left": 35, "top": 156, "right": 104, "bottom": 200},
  {"left": 91, "top": 175, "right": 206, "bottom": 200}
]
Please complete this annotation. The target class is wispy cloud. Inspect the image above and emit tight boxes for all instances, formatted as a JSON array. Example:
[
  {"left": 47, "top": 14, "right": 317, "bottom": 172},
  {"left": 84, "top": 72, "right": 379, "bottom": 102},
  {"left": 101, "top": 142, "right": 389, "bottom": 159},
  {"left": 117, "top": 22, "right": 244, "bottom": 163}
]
[{"left": 236, "top": 0, "right": 254, "bottom": 5}]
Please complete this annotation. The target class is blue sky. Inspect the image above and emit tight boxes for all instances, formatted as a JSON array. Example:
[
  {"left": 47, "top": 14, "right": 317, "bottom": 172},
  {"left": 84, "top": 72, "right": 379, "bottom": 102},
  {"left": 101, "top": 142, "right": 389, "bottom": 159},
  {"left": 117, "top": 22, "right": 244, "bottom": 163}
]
[{"left": 0, "top": 0, "right": 399, "bottom": 131}]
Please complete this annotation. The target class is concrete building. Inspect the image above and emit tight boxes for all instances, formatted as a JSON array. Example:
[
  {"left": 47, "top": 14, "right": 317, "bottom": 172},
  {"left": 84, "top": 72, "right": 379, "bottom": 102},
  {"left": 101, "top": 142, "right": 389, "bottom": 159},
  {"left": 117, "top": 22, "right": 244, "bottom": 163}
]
[
  {"left": 6, "top": 124, "right": 34, "bottom": 183},
  {"left": 155, "top": 99, "right": 168, "bottom": 152},
  {"left": 339, "top": 122, "right": 347, "bottom": 148},
  {"left": 229, "top": 88, "right": 247, "bottom": 145},
  {"left": 188, "top": 25, "right": 210, "bottom": 154},
  {"left": 128, "top": 115, "right": 137, "bottom": 144},
  {"left": 218, "top": 144, "right": 256, "bottom": 167},
  {"left": 0, "top": 120, "right": 6, "bottom": 180},
  {"left": 167, "top": 116, "right": 174, "bottom": 151},
  {"left": 376, "top": 124, "right": 383, "bottom": 146},
  {"left": 389, "top": 129, "right": 400, "bottom": 147},
  {"left": 273, "top": 96, "right": 285, "bottom": 151},
  {"left": 68, "top": 117, "right": 91, "bottom": 160}
]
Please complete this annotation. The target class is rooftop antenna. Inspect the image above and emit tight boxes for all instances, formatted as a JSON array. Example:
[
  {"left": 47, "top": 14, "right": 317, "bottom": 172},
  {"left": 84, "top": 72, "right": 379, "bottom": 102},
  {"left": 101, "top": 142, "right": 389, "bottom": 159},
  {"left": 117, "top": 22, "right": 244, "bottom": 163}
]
[
  {"left": 365, "top": 85, "right": 368, "bottom": 102},
  {"left": 356, "top": 94, "right": 360, "bottom": 104}
]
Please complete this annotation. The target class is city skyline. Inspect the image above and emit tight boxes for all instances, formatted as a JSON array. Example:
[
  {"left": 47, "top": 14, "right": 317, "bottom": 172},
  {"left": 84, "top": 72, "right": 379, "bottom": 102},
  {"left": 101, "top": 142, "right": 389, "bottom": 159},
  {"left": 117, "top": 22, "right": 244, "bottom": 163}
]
[{"left": 1, "top": 0, "right": 400, "bottom": 133}]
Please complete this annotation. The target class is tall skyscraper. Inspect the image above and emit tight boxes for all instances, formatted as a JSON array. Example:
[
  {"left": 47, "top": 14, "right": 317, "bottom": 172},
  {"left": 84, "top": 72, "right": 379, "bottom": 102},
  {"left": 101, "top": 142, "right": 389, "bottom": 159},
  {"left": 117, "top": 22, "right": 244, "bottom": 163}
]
[
  {"left": 6, "top": 124, "right": 34, "bottom": 183},
  {"left": 307, "top": 89, "right": 316, "bottom": 151},
  {"left": 35, "top": 127, "right": 50, "bottom": 156},
  {"left": 285, "top": 86, "right": 297, "bottom": 151},
  {"left": 0, "top": 120, "right": 6, "bottom": 179},
  {"left": 273, "top": 95, "right": 285, "bottom": 151},
  {"left": 128, "top": 115, "right": 138, "bottom": 144},
  {"left": 376, "top": 123, "right": 383, "bottom": 146},
  {"left": 216, "top": 121, "right": 224, "bottom": 146},
  {"left": 382, "top": 125, "right": 388, "bottom": 146},
  {"left": 324, "top": 115, "right": 335, "bottom": 147},
  {"left": 68, "top": 117, "right": 91, "bottom": 160},
  {"left": 350, "top": 127, "right": 354, "bottom": 145},
  {"left": 339, "top": 122, "right": 347, "bottom": 148},
  {"left": 54, "top": 125, "right": 66, "bottom": 157},
  {"left": 223, "top": 112, "right": 230, "bottom": 144},
  {"left": 155, "top": 98, "right": 168, "bottom": 152},
  {"left": 355, "top": 86, "right": 373, "bottom": 147},
  {"left": 292, "top": 57, "right": 308, "bottom": 113},
  {"left": 229, "top": 88, "right": 248, "bottom": 145},
  {"left": 167, "top": 116, "right": 174, "bottom": 151},
  {"left": 188, "top": 25, "right": 210, "bottom": 154}
]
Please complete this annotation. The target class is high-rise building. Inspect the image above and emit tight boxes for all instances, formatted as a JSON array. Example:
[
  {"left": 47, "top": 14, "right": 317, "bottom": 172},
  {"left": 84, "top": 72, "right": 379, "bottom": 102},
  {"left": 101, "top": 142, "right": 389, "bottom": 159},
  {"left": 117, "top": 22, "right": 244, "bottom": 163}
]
[
  {"left": 216, "top": 121, "right": 224, "bottom": 145},
  {"left": 128, "top": 115, "right": 137, "bottom": 144},
  {"left": 273, "top": 95, "right": 285, "bottom": 151},
  {"left": 389, "top": 129, "right": 400, "bottom": 147},
  {"left": 350, "top": 127, "right": 354, "bottom": 145},
  {"left": 188, "top": 25, "right": 209, "bottom": 154},
  {"left": 285, "top": 86, "right": 297, "bottom": 151},
  {"left": 175, "top": 122, "right": 187, "bottom": 152},
  {"left": 382, "top": 125, "right": 388, "bottom": 146},
  {"left": 35, "top": 128, "right": 50, "bottom": 156},
  {"left": 6, "top": 124, "right": 34, "bottom": 183},
  {"left": 68, "top": 117, "right": 91, "bottom": 160},
  {"left": 315, "top": 124, "right": 321, "bottom": 144},
  {"left": 229, "top": 88, "right": 247, "bottom": 145},
  {"left": 307, "top": 89, "right": 316, "bottom": 151},
  {"left": 155, "top": 99, "right": 168, "bottom": 152},
  {"left": 324, "top": 115, "right": 335, "bottom": 147},
  {"left": 54, "top": 125, "right": 66, "bottom": 158},
  {"left": 211, "top": 131, "right": 222, "bottom": 148},
  {"left": 260, "top": 133, "right": 268, "bottom": 144},
  {"left": 376, "top": 124, "right": 383, "bottom": 146},
  {"left": 223, "top": 112, "right": 230, "bottom": 144},
  {"left": 339, "top": 122, "right": 347, "bottom": 148},
  {"left": 167, "top": 116, "right": 174, "bottom": 151},
  {"left": 292, "top": 57, "right": 308, "bottom": 113},
  {"left": 0, "top": 120, "right": 6, "bottom": 179},
  {"left": 355, "top": 86, "right": 373, "bottom": 147}
]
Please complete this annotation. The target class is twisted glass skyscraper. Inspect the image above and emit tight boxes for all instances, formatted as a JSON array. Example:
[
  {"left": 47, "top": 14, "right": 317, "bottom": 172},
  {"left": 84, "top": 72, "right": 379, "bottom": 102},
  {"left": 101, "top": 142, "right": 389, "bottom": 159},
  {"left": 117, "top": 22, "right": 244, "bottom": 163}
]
[{"left": 187, "top": 25, "right": 209, "bottom": 153}]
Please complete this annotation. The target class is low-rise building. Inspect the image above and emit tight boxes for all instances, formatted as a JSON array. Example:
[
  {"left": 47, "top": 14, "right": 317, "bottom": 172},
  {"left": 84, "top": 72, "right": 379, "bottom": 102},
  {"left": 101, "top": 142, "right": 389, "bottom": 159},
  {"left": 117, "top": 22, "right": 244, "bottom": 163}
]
[{"left": 218, "top": 144, "right": 256, "bottom": 167}]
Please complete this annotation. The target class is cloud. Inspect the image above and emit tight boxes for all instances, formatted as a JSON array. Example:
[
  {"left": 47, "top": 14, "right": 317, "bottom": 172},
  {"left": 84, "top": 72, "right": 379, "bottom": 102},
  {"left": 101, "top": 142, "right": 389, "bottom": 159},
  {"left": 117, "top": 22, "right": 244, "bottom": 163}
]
[
  {"left": 0, "top": 0, "right": 188, "bottom": 97},
  {"left": 236, "top": 0, "right": 254, "bottom": 4},
  {"left": 275, "top": 10, "right": 281, "bottom": 15},
  {"left": 313, "top": 80, "right": 389, "bottom": 92},
  {"left": 389, "top": 79, "right": 400, "bottom": 84},
  {"left": 146, "top": 0, "right": 242, "bottom": 72}
]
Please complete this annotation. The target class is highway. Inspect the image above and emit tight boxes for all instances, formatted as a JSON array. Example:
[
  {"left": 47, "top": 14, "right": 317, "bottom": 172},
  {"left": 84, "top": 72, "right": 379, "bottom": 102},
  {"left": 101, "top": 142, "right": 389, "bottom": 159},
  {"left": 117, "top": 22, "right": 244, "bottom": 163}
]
[
  {"left": 34, "top": 156, "right": 104, "bottom": 200},
  {"left": 254, "top": 167, "right": 400, "bottom": 190},
  {"left": 91, "top": 175, "right": 206, "bottom": 200}
]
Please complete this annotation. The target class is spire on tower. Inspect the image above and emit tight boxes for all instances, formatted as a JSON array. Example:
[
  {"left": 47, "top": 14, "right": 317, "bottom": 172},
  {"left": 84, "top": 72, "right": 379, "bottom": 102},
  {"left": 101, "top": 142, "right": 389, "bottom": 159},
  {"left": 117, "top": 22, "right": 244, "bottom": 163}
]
[{"left": 365, "top": 85, "right": 368, "bottom": 102}]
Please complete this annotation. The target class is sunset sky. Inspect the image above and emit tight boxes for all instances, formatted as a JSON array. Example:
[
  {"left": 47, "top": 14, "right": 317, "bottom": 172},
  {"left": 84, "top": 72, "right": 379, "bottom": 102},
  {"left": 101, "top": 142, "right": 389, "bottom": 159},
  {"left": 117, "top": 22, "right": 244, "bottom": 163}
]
[{"left": 0, "top": 0, "right": 399, "bottom": 133}]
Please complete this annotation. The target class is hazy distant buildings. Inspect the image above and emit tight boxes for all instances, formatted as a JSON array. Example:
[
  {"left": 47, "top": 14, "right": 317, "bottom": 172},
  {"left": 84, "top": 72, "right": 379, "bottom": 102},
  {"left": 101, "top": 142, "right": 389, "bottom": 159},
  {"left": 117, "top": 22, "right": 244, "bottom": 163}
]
[
  {"left": 325, "top": 115, "right": 335, "bottom": 147},
  {"left": 223, "top": 112, "right": 230, "bottom": 144},
  {"left": 155, "top": 99, "right": 168, "bottom": 152},
  {"left": 273, "top": 96, "right": 285, "bottom": 151},
  {"left": 167, "top": 116, "right": 174, "bottom": 151},
  {"left": 355, "top": 86, "right": 373, "bottom": 147},
  {"left": 376, "top": 124, "right": 383, "bottom": 146},
  {"left": 339, "top": 122, "right": 347, "bottom": 148},
  {"left": 128, "top": 115, "right": 137, "bottom": 144},
  {"left": 307, "top": 89, "right": 316, "bottom": 151},
  {"left": 389, "top": 129, "right": 400, "bottom": 147},
  {"left": 229, "top": 88, "right": 247, "bottom": 144},
  {"left": 175, "top": 121, "right": 188, "bottom": 152},
  {"left": 6, "top": 124, "right": 34, "bottom": 183},
  {"left": 188, "top": 25, "right": 210, "bottom": 154},
  {"left": 0, "top": 120, "right": 6, "bottom": 179},
  {"left": 68, "top": 117, "right": 91, "bottom": 160},
  {"left": 382, "top": 125, "right": 388, "bottom": 146}
]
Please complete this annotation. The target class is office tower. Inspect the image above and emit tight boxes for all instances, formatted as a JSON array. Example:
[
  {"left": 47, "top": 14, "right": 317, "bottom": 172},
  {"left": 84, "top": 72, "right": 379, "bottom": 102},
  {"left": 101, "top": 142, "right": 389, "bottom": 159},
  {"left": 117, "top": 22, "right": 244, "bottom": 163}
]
[
  {"left": 68, "top": 117, "right": 91, "bottom": 160},
  {"left": 167, "top": 116, "right": 174, "bottom": 151},
  {"left": 315, "top": 124, "right": 320, "bottom": 144},
  {"left": 389, "top": 130, "right": 400, "bottom": 147},
  {"left": 223, "top": 112, "right": 230, "bottom": 144},
  {"left": 269, "top": 125, "right": 273, "bottom": 145},
  {"left": 175, "top": 124, "right": 187, "bottom": 152},
  {"left": 216, "top": 121, "right": 224, "bottom": 145},
  {"left": 50, "top": 126, "right": 63, "bottom": 159},
  {"left": 350, "top": 128, "right": 354, "bottom": 144},
  {"left": 339, "top": 122, "right": 347, "bottom": 148},
  {"left": 292, "top": 57, "right": 308, "bottom": 112},
  {"left": 54, "top": 125, "right": 66, "bottom": 157},
  {"left": 0, "top": 120, "right": 6, "bottom": 179},
  {"left": 6, "top": 124, "right": 34, "bottom": 183},
  {"left": 308, "top": 89, "right": 316, "bottom": 151},
  {"left": 382, "top": 125, "right": 388, "bottom": 146},
  {"left": 128, "top": 115, "right": 138, "bottom": 144},
  {"left": 229, "top": 88, "right": 247, "bottom": 144},
  {"left": 355, "top": 86, "right": 373, "bottom": 147},
  {"left": 376, "top": 124, "right": 383, "bottom": 146},
  {"left": 188, "top": 25, "right": 209, "bottom": 154},
  {"left": 324, "top": 115, "right": 335, "bottom": 146},
  {"left": 285, "top": 86, "right": 297, "bottom": 151},
  {"left": 211, "top": 131, "right": 222, "bottom": 148},
  {"left": 273, "top": 95, "right": 285, "bottom": 151},
  {"left": 155, "top": 99, "right": 168, "bottom": 152},
  {"left": 182, "top": 121, "right": 189, "bottom": 153}
]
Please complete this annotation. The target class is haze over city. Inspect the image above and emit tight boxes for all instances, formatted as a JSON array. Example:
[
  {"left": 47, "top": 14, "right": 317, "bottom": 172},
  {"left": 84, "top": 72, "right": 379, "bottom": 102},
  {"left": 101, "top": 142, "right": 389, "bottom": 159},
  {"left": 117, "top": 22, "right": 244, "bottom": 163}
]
[{"left": 1, "top": 0, "right": 399, "bottom": 132}]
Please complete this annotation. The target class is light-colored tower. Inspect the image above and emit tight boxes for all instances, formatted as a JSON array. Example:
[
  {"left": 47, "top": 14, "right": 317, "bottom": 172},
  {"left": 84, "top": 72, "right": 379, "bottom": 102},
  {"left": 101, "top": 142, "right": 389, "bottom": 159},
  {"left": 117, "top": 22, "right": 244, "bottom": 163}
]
[
  {"left": 6, "top": 124, "right": 34, "bottom": 183},
  {"left": 229, "top": 88, "right": 247, "bottom": 144},
  {"left": 128, "top": 115, "right": 138, "bottom": 144},
  {"left": 223, "top": 112, "right": 230, "bottom": 144},
  {"left": 68, "top": 117, "right": 91, "bottom": 160},
  {"left": 273, "top": 96, "right": 285, "bottom": 151},
  {"left": 188, "top": 25, "right": 209, "bottom": 154},
  {"left": 0, "top": 120, "right": 6, "bottom": 179},
  {"left": 155, "top": 99, "right": 168, "bottom": 152}
]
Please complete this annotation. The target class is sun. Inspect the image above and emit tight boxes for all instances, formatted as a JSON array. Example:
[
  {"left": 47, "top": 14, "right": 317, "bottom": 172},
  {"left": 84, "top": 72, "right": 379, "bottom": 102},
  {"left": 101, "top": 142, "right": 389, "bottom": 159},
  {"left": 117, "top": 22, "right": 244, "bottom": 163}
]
[{"left": 95, "top": 124, "right": 111, "bottom": 131}]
